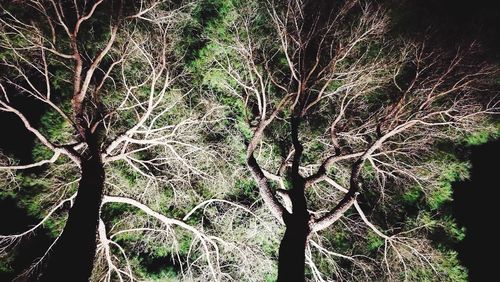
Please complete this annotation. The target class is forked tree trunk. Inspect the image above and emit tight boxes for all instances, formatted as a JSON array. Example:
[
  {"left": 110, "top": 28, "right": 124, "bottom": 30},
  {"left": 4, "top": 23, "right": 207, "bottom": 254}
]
[{"left": 41, "top": 137, "right": 104, "bottom": 281}]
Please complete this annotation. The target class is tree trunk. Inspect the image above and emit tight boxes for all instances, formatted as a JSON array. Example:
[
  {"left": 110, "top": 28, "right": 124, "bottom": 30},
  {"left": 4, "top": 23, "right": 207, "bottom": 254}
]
[
  {"left": 277, "top": 179, "right": 310, "bottom": 282},
  {"left": 41, "top": 140, "right": 104, "bottom": 281},
  {"left": 277, "top": 213, "right": 310, "bottom": 282}
]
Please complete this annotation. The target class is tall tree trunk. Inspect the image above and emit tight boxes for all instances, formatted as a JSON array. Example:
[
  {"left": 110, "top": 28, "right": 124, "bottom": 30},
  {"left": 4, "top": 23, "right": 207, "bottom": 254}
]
[{"left": 41, "top": 137, "right": 104, "bottom": 281}]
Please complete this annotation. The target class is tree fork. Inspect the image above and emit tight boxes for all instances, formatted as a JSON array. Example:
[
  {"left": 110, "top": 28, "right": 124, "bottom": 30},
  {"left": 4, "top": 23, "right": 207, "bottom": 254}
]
[{"left": 277, "top": 115, "right": 311, "bottom": 281}]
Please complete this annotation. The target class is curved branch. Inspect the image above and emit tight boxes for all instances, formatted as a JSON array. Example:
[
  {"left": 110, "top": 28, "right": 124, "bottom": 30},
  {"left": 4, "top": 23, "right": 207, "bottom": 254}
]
[
  {"left": 101, "top": 195, "right": 222, "bottom": 280},
  {"left": 0, "top": 151, "right": 61, "bottom": 170},
  {"left": 247, "top": 154, "right": 286, "bottom": 224}
]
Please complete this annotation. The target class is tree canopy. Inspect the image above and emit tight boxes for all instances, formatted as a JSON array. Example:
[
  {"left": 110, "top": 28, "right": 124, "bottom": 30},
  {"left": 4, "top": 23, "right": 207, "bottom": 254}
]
[{"left": 0, "top": 0, "right": 499, "bottom": 281}]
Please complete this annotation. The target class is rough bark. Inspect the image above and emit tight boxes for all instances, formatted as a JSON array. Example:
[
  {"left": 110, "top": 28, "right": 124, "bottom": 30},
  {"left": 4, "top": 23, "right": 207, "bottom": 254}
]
[{"left": 41, "top": 135, "right": 104, "bottom": 281}]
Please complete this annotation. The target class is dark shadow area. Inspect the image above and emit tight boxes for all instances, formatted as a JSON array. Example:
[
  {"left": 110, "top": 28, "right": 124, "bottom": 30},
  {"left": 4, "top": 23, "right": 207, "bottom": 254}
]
[
  {"left": 0, "top": 94, "right": 45, "bottom": 164},
  {"left": 388, "top": 0, "right": 500, "bottom": 60},
  {"left": 0, "top": 197, "right": 53, "bottom": 281},
  {"left": 452, "top": 139, "right": 500, "bottom": 281},
  {"left": 388, "top": 1, "right": 500, "bottom": 279},
  {"left": 0, "top": 87, "right": 50, "bottom": 279}
]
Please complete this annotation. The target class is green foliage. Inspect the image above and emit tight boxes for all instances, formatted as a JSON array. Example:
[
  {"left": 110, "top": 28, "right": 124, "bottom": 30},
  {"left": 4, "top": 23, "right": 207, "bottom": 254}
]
[
  {"left": 440, "top": 216, "right": 466, "bottom": 242},
  {"left": 130, "top": 256, "right": 180, "bottom": 281},
  {"left": 51, "top": 69, "right": 71, "bottom": 92},
  {"left": 39, "top": 109, "right": 72, "bottom": 144},
  {"left": 327, "top": 229, "right": 352, "bottom": 254},
  {"left": 415, "top": 212, "right": 438, "bottom": 230},
  {"left": 17, "top": 177, "right": 50, "bottom": 213},
  {"left": 302, "top": 140, "right": 325, "bottom": 164},
  {"left": 12, "top": 175, "right": 66, "bottom": 237},
  {"left": 218, "top": 92, "right": 252, "bottom": 141},
  {"left": 264, "top": 268, "right": 278, "bottom": 282},
  {"left": 361, "top": 160, "right": 375, "bottom": 180},
  {"left": 0, "top": 188, "right": 64, "bottom": 239},
  {"left": 427, "top": 183, "right": 453, "bottom": 211},
  {"left": 258, "top": 232, "right": 279, "bottom": 257},
  {"left": 114, "top": 160, "right": 142, "bottom": 187},
  {"left": 403, "top": 185, "right": 422, "bottom": 204},
  {"left": 0, "top": 258, "right": 13, "bottom": 274},
  {"left": 234, "top": 177, "right": 259, "bottom": 200},
  {"left": 366, "top": 231, "right": 384, "bottom": 251},
  {"left": 181, "top": 0, "right": 236, "bottom": 67},
  {"left": 413, "top": 211, "right": 465, "bottom": 242},
  {"left": 146, "top": 266, "right": 179, "bottom": 281},
  {"left": 428, "top": 160, "right": 470, "bottom": 210},
  {"left": 439, "top": 250, "right": 468, "bottom": 282},
  {"left": 31, "top": 141, "right": 54, "bottom": 161},
  {"left": 405, "top": 249, "right": 467, "bottom": 282},
  {"left": 100, "top": 203, "right": 137, "bottom": 224},
  {"left": 464, "top": 123, "right": 500, "bottom": 145}
]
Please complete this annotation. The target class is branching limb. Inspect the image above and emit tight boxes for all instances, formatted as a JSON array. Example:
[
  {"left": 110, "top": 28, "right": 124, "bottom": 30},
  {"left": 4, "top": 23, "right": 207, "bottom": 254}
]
[
  {"left": 96, "top": 219, "right": 133, "bottom": 282},
  {"left": 101, "top": 195, "right": 224, "bottom": 280}
]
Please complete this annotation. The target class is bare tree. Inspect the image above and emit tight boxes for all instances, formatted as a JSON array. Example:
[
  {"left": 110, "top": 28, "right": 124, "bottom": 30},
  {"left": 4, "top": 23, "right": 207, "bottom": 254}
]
[
  {"left": 0, "top": 1, "right": 227, "bottom": 280},
  {"left": 210, "top": 0, "right": 499, "bottom": 280}
]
